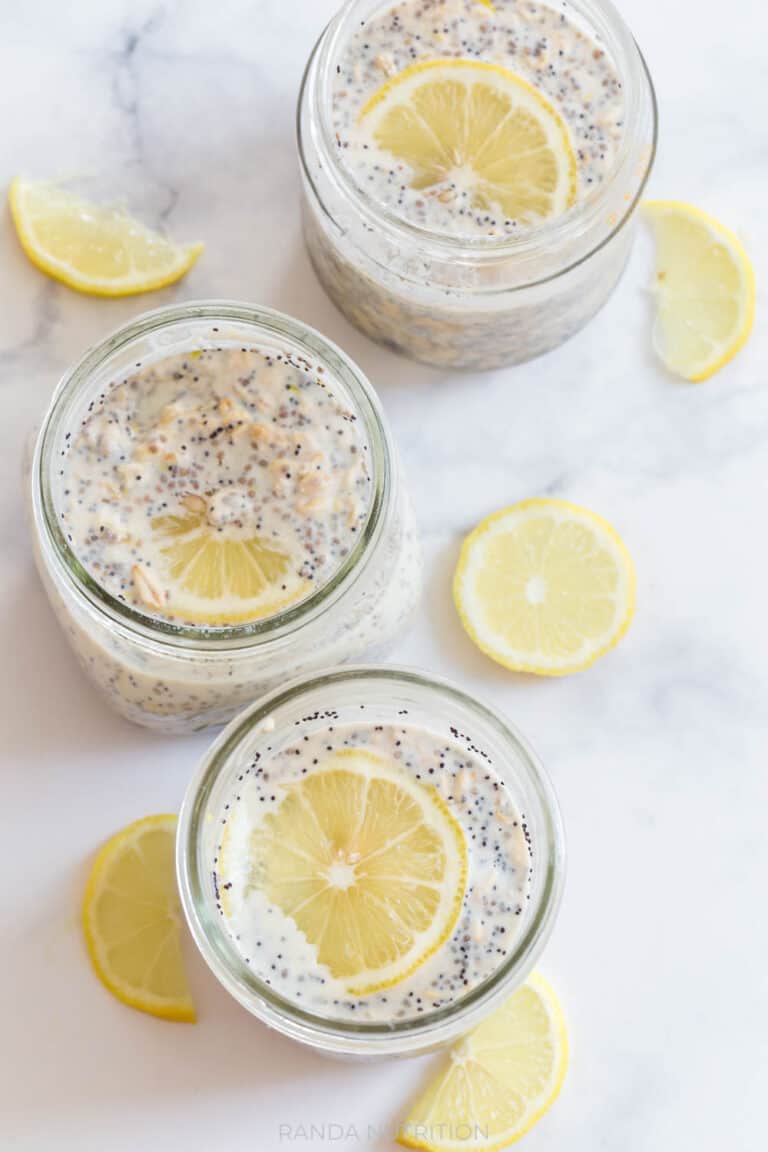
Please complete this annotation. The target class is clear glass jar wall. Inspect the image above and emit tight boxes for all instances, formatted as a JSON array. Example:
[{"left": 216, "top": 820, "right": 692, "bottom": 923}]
[
  {"left": 177, "top": 667, "right": 565, "bottom": 1058},
  {"left": 298, "top": 0, "right": 657, "bottom": 370},
  {"left": 28, "top": 303, "right": 422, "bottom": 734}
]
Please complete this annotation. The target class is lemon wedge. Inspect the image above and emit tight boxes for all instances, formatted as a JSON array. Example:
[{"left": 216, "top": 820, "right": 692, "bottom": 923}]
[
  {"left": 147, "top": 506, "right": 303, "bottom": 626},
  {"left": 399, "top": 972, "right": 567, "bottom": 1152},
  {"left": 237, "top": 749, "right": 468, "bottom": 994},
  {"left": 644, "top": 200, "right": 755, "bottom": 382},
  {"left": 359, "top": 59, "right": 577, "bottom": 224},
  {"left": 9, "top": 177, "right": 203, "bottom": 296},
  {"left": 82, "top": 815, "right": 196, "bottom": 1023},
  {"left": 454, "top": 498, "right": 635, "bottom": 676}
]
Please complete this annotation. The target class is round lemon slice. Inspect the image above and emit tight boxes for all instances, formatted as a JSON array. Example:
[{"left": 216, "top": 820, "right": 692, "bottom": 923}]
[
  {"left": 454, "top": 498, "right": 635, "bottom": 676},
  {"left": 82, "top": 815, "right": 196, "bottom": 1023},
  {"left": 644, "top": 200, "right": 755, "bottom": 382},
  {"left": 239, "top": 749, "right": 468, "bottom": 995},
  {"left": 359, "top": 59, "right": 577, "bottom": 225},
  {"left": 9, "top": 177, "right": 203, "bottom": 296},
  {"left": 399, "top": 972, "right": 568, "bottom": 1151},
  {"left": 144, "top": 506, "right": 306, "bottom": 626}
]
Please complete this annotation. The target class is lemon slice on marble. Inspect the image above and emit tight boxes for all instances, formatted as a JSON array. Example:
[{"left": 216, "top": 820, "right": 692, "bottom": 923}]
[
  {"left": 644, "top": 200, "right": 755, "bottom": 382},
  {"left": 9, "top": 177, "right": 203, "bottom": 296},
  {"left": 238, "top": 749, "right": 467, "bottom": 994},
  {"left": 147, "top": 506, "right": 302, "bottom": 626},
  {"left": 82, "top": 815, "right": 196, "bottom": 1023},
  {"left": 359, "top": 59, "right": 577, "bottom": 224},
  {"left": 399, "top": 972, "right": 567, "bottom": 1151},
  {"left": 454, "top": 498, "right": 635, "bottom": 675}
]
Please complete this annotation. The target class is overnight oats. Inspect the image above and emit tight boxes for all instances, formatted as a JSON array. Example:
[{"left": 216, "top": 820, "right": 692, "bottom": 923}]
[
  {"left": 178, "top": 667, "right": 564, "bottom": 1057},
  {"left": 298, "top": 0, "right": 657, "bottom": 368},
  {"left": 29, "top": 303, "right": 421, "bottom": 733}
]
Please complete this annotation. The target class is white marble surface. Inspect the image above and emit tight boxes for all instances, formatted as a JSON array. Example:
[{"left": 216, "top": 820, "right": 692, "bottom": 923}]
[{"left": 1, "top": 1, "right": 767, "bottom": 1149}]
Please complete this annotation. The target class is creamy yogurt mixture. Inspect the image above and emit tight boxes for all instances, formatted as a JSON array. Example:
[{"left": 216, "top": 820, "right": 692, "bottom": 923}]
[
  {"left": 215, "top": 715, "right": 532, "bottom": 1023},
  {"left": 57, "top": 346, "right": 372, "bottom": 626},
  {"left": 332, "top": 0, "right": 625, "bottom": 236}
]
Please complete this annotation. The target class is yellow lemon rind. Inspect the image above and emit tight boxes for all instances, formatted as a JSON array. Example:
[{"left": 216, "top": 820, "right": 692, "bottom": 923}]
[
  {"left": 160, "top": 584, "right": 311, "bottom": 628},
  {"left": 9, "top": 177, "right": 204, "bottom": 298},
  {"left": 643, "top": 199, "right": 755, "bottom": 383},
  {"left": 453, "top": 497, "right": 636, "bottom": 677},
  {"left": 82, "top": 814, "right": 196, "bottom": 1023}
]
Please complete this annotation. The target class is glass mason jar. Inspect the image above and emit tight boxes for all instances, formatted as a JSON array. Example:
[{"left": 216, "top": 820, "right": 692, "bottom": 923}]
[
  {"left": 297, "top": 0, "right": 658, "bottom": 370},
  {"left": 28, "top": 302, "right": 422, "bottom": 735},
  {"left": 177, "top": 666, "right": 565, "bottom": 1059}
]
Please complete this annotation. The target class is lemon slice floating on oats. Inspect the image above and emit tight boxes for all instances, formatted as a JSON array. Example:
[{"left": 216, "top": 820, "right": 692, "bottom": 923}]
[
  {"left": 234, "top": 749, "right": 467, "bottom": 994},
  {"left": 145, "top": 503, "right": 303, "bottom": 626},
  {"left": 454, "top": 498, "right": 635, "bottom": 676},
  {"left": 359, "top": 59, "right": 577, "bottom": 224},
  {"left": 644, "top": 201, "right": 755, "bottom": 382},
  {"left": 9, "top": 177, "right": 203, "bottom": 296},
  {"left": 399, "top": 972, "right": 567, "bottom": 1152},
  {"left": 83, "top": 815, "right": 196, "bottom": 1023}
]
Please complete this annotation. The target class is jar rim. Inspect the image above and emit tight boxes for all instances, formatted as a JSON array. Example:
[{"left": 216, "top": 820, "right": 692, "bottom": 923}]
[
  {"left": 176, "top": 665, "right": 566, "bottom": 1056},
  {"left": 298, "top": 0, "right": 658, "bottom": 279},
  {"left": 31, "top": 300, "right": 393, "bottom": 654}
]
